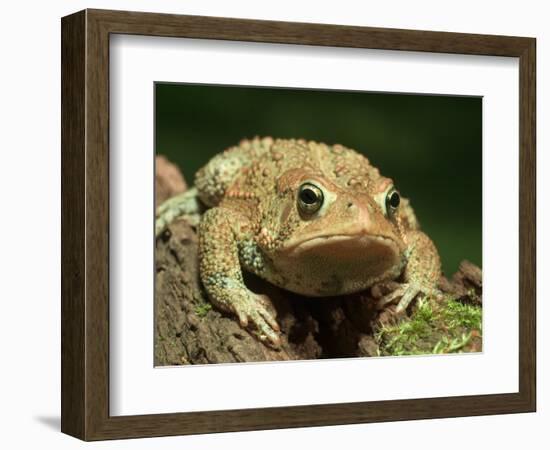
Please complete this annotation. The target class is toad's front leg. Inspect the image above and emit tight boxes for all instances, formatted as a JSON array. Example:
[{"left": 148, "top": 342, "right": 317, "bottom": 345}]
[
  {"left": 199, "top": 207, "right": 281, "bottom": 347},
  {"left": 377, "top": 230, "right": 442, "bottom": 313}
]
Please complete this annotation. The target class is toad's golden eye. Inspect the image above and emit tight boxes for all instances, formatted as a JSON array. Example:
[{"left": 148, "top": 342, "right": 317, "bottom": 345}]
[
  {"left": 297, "top": 182, "right": 324, "bottom": 214},
  {"left": 385, "top": 188, "right": 400, "bottom": 216}
]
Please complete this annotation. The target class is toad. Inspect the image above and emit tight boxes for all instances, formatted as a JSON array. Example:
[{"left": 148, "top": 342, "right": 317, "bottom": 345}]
[{"left": 156, "top": 137, "right": 441, "bottom": 347}]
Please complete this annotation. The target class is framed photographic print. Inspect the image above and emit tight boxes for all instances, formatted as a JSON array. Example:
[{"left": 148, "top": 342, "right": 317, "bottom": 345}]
[{"left": 61, "top": 9, "right": 536, "bottom": 440}]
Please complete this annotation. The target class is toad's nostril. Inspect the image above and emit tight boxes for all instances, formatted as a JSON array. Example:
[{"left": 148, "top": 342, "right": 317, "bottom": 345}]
[{"left": 347, "top": 202, "right": 354, "bottom": 209}]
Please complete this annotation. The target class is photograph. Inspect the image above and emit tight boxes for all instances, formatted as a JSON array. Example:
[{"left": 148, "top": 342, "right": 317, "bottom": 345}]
[{"left": 154, "top": 83, "right": 483, "bottom": 365}]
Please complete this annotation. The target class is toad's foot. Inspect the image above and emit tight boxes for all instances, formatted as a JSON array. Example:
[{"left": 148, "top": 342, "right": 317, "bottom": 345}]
[
  {"left": 376, "top": 283, "right": 442, "bottom": 313},
  {"left": 156, "top": 187, "right": 203, "bottom": 236},
  {"left": 229, "top": 292, "right": 281, "bottom": 348}
]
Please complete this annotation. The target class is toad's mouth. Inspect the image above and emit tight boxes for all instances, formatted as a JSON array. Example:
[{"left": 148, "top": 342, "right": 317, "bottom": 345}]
[
  {"left": 272, "top": 233, "right": 405, "bottom": 296},
  {"left": 283, "top": 233, "right": 401, "bottom": 262}
]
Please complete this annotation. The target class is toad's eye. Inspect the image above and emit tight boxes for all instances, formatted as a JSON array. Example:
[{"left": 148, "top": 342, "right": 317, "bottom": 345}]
[
  {"left": 298, "top": 182, "right": 324, "bottom": 214},
  {"left": 385, "top": 188, "right": 400, "bottom": 216}
]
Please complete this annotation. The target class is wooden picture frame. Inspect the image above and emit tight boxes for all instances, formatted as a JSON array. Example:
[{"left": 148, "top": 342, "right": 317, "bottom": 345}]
[{"left": 61, "top": 8, "right": 536, "bottom": 441}]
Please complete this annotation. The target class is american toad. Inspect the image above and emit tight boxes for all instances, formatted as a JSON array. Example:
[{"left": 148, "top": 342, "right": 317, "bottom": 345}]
[{"left": 156, "top": 137, "right": 441, "bottom": 347}]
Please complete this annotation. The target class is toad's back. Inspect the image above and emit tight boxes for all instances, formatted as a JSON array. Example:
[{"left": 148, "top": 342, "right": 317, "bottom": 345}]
[{"left": 194, "top": 137, "right": 382, "bottom": 208}]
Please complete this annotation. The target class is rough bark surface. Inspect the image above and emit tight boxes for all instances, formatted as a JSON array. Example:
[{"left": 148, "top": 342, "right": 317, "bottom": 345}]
[
  {"left": 154, "top": 156, "right": 482, "bottom": 365},
  {"left": 155, "top": 155, "right": 187, "bottom": 207}
]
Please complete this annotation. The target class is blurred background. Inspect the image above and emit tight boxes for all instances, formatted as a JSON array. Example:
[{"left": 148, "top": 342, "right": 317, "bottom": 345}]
[{"left": 155, "top": 83, "right": 482, "bottom": 276}]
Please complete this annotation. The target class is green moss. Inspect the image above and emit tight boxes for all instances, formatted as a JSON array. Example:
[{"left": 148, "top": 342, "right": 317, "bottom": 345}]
[
  {"left": 443, "top": 299, "right": 482, "bottom": 330},
  {"left": 194, "top": 302, "right": 212, "bottom": 317},
  {"left": 432, "top": 333, "right": 473, "bottom": 354},
  {"left": 375, "top": 296, "right": 482, "bottom": 356}
]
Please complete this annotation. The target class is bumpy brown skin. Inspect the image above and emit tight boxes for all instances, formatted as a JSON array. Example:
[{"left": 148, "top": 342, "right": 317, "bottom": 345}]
[{"left": 184, "top": 137, "right": 442, "bottom": 347}]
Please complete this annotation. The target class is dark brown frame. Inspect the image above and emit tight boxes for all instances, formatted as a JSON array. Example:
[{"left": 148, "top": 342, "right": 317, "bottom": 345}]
[{"left": 61, "top": 8, "right": 536, "bottom": 441}]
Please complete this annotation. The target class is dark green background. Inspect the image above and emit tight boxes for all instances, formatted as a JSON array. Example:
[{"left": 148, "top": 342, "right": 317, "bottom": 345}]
[{"left": 155, "top": 83, "right": 482, "bottom": 275}]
